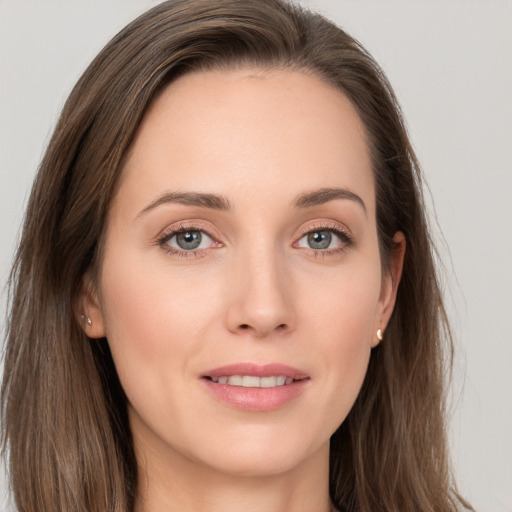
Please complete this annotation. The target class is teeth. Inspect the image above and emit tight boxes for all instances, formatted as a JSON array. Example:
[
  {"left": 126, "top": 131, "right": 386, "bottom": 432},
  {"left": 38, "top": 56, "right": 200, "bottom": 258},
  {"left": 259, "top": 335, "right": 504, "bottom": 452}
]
[
  {"left": 210, "top": 375, "right": 294, "bottom": 388},
  {"left": 242, "top": 375, "right": 260, "bottom": 387},
  {"left": 260, "top": 376, "right": 277, "bottom": 387},
  {"left": 228, "top": 375, "right": 243, "bottom": 386}
]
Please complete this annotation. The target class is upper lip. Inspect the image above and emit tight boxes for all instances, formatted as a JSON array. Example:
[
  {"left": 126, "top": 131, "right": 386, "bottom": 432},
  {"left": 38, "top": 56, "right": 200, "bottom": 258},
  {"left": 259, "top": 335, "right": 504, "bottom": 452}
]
[{"left": 202, "top": 363, "right": 309, "bottom": 380}]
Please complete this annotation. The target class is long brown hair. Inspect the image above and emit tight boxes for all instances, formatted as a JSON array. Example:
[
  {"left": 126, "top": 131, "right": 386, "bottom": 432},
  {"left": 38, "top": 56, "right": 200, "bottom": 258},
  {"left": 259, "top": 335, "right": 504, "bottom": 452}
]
[{"left": 2, "top": 1, "right": 471, "bottom": 511}]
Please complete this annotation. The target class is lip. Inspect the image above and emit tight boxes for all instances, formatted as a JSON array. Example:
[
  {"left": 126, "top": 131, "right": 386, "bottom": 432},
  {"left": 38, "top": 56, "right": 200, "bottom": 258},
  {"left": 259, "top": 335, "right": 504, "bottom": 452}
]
[
  {"left": 200, "top": 363, "right": 310, "bottom": 411},
  {"left": 202, "top": 362, "right": 309, "bottom": 380}
]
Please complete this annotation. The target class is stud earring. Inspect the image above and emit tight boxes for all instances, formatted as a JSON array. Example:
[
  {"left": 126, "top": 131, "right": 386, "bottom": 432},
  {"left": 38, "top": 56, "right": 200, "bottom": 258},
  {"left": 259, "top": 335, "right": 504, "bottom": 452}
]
[
  {"left": 376, "top": 328, "right": 383, "bottom": 341},
  {"left": 81, "top": 314, "right": 93, "bottom": 326}
]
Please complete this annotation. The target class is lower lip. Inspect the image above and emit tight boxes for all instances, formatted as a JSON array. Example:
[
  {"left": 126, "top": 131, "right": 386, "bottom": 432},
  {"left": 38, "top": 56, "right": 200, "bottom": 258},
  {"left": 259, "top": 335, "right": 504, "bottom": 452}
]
[{"left": 201, "top": 378, "right": 309, "bottom": 411}]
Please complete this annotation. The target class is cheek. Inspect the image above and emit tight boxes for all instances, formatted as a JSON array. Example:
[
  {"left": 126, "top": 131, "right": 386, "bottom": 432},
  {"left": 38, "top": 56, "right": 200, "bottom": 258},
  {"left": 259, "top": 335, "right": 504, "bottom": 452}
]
[
  {"left": 301, "top": 261, "right": 380, "bottom": 422},
  {"left": 97, "top": 248, "right": 219, "bottom": 392},
  {"left": 302, "top": 256, "right": 381, "bottom": 343}
]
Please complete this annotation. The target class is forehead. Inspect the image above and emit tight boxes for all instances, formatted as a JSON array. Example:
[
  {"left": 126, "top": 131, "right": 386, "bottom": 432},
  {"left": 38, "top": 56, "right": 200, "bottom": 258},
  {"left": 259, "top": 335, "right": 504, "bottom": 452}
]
[{"left": 117, "top": 67, "right": 374, "bottom": 215}]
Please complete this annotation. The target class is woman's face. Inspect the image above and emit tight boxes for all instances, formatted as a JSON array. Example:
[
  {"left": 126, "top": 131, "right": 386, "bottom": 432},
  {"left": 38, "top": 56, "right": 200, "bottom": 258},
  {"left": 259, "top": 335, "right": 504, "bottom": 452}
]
[{"left": 84, "top": 68, "right": 402, "bottom": 478}]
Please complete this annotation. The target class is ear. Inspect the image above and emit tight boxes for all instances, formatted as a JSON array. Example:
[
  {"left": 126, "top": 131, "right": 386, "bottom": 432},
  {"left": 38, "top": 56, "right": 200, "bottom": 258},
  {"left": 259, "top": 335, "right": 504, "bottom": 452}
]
[
  {"left": 372, "top": 231, "right": 406, "bottom": 347},
  {"left": 76, "top": 272, "right": 106, "bottom": 339}
]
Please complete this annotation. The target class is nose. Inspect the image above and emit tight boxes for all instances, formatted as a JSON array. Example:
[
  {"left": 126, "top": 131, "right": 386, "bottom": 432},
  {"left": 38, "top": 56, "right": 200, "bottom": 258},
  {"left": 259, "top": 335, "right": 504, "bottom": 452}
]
[{"left": 225, "top": 248, "right": 295, "bottom": 338}]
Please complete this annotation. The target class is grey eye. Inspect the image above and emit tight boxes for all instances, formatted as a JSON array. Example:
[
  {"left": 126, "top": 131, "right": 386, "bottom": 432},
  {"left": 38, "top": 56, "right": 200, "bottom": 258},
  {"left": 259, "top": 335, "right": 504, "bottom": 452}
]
[
  {"left": 174, "top": 231, "right": 204, "bottom": 250},
  {"left": 307, "top": 231, "right": 332, "bottom": 249},
  {"left": 161, "top": 228, "right": 216, "bottom": 254}
]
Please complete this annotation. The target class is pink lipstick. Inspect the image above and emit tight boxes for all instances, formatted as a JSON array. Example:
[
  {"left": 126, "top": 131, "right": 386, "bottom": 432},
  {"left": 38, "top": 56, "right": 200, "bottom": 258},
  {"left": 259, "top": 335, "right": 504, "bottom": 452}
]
[{"left": 201, "top": 363, "right": 310, "bottom": 411}]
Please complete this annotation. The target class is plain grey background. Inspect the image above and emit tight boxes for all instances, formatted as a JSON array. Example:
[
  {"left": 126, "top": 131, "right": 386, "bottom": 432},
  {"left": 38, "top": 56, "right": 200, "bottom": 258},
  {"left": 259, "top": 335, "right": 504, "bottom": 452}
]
[{"left": 1, "top": 1, "right": 511, "bottom": 511}]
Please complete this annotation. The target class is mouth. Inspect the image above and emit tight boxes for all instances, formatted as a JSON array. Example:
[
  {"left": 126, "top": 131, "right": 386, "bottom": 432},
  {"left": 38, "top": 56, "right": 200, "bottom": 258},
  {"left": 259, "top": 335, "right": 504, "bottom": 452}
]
[
  {"left": 201, "top": 363, "right": 310, "bottom": 411},
  {"left": 204, "top": 375, "right": 298, "bottom": 387}
]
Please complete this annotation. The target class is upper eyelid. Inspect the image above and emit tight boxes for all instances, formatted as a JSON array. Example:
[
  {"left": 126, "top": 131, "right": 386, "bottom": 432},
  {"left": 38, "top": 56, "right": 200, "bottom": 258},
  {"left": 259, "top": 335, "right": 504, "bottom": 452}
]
[
  {"left": 296, "top": 229, "right": 351, "bottom": 245},
  {"left": 164, "top": 228, "right": 214, "bottom": 243},
  {"left": 296, "top": 220, "right": 352, "bottom": 238},
  {"left": 155, "top": 219, "right": 353, "bottom": 245},
  {"left": 156, "top": 221, "right": 221, "bottom": 243}
]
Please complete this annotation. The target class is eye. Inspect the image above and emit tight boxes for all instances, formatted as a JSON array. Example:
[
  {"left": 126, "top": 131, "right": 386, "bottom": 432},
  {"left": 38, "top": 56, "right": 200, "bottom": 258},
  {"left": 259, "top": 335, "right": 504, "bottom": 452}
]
[
  {"left": 303, "top": 231, "right": 333, "bottom": 250},
  {"left": 295, "top": 226, "right": 352, "bottom": 252},
  {"left": 162, "top": 229, "right": 216, "bottom": 252}
]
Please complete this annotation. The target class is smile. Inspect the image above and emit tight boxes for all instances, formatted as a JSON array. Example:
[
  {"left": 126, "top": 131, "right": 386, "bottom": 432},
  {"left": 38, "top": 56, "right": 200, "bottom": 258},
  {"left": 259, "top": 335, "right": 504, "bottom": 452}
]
[
  {"left": 201, "top": 363, "right": 310, "bottom": 411},
  {"left": 207, "top": 375, "right": 295, "bottom": 387}
]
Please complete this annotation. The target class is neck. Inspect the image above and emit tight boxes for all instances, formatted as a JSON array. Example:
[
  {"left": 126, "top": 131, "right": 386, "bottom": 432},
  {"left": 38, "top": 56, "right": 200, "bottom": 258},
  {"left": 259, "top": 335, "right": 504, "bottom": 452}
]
[{"left": 134, "top": 433, "right": 333, "bottom": 512}]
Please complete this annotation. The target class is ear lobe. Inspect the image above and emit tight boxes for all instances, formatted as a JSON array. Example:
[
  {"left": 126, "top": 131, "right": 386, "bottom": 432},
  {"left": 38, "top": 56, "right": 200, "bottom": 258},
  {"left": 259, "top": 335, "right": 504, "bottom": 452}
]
[
  {"left": 77, "top": 273, "right": 106, "bottom": 339},
  {"left": 372, "top": 231, "right": 406, "bottom": 347}
]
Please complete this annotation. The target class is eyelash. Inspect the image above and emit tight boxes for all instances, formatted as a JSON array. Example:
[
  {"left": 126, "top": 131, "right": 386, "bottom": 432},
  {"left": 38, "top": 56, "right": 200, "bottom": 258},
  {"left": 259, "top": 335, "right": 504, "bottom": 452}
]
[
  {"left": 294, "top": 222, "right": 354, "bottom": 257},
  {"left": 156, "top": 222, "right": 220, "bottom": 258},
  {"left": 156, "top": 221, "right": 354, "bottom": 258}
]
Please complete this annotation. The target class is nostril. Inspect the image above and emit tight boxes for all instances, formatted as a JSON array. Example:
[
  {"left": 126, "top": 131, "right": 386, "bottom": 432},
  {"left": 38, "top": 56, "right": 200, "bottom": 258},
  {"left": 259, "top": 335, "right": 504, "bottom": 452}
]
[{"left": 238, "top": 323, "right": 288, "bottom": 333}]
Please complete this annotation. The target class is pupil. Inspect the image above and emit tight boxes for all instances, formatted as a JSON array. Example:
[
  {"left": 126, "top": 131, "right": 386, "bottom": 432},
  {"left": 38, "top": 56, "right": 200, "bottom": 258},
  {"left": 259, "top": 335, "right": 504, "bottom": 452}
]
[
  {"left": 308, "top": 231, "right": 331, "bottom": 249},
  {"left": 177, "top": 231, "right": 202, "bottom": 250}
]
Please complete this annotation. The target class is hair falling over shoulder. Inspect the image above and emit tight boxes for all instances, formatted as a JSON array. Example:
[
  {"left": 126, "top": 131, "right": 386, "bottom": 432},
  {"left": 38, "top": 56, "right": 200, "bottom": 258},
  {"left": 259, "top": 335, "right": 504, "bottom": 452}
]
[{"left": 1, "top": 1, "right": 472, "bottom": 511}]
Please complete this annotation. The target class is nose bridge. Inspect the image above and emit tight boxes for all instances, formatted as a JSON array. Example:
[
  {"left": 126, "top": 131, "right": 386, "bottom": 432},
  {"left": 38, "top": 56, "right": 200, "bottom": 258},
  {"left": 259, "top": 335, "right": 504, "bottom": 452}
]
[{"left": 226, "top": 237, "right": 294, "bottom": 337}]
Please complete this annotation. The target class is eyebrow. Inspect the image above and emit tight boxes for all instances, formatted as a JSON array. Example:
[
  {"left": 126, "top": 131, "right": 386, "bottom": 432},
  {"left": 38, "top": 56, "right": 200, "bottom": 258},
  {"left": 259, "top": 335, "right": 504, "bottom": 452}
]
[
  {"left": 137, "top": 191, "right": 232, "bottom": 218},
  {"left": 293, "top": 187, "right": 367, "bottom": 215},
  {"left": 137, "top": 187, "right": 366, "bottom": 219}
]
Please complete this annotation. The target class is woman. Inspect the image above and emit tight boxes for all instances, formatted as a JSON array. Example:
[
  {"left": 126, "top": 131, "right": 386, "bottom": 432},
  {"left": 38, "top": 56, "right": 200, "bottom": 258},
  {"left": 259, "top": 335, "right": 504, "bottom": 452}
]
[{"left": 1, "top": 0, "right": 472, "bottom": 511}]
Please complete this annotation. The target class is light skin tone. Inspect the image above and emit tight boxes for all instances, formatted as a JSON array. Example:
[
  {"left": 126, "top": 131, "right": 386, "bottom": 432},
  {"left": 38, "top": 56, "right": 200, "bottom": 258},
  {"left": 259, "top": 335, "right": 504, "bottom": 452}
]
[{"left": 81, "top": 67, "right": 405, "bottom": 512}]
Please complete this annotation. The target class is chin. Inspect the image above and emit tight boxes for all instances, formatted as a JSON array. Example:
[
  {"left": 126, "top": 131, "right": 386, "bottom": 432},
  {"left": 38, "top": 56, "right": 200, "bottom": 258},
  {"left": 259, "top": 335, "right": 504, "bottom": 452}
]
[
  {"left": 193, "top": 426, "right": 328, "bottom": 478},
  {"left": 206, "top": 450, "right": 312, "bottom": 478}
]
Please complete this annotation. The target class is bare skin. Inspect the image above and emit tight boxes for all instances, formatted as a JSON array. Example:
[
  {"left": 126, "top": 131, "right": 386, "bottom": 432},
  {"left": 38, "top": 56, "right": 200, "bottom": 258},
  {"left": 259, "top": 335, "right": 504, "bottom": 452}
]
[{"left": 82, "top": 67, "right": 404, "bottom": 512}]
